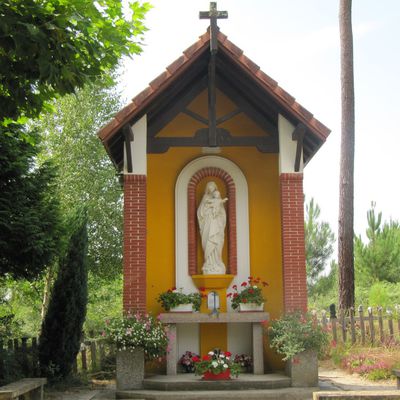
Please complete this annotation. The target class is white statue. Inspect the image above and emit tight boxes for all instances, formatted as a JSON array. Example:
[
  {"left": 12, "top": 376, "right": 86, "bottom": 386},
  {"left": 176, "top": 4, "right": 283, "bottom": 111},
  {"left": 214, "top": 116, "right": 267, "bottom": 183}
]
[{"left": 197, "top": 181, "right": 228, "bottom": 274}]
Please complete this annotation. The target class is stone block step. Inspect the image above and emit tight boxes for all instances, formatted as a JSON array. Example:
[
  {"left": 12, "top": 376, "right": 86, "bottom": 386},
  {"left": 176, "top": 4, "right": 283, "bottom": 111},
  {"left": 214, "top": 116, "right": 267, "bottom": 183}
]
[
  {"left": 116, "top": 387, "right": 318, "bottom": 400},
  {"left": 141, "top": 373, "right": 290, "bottom": 391}
]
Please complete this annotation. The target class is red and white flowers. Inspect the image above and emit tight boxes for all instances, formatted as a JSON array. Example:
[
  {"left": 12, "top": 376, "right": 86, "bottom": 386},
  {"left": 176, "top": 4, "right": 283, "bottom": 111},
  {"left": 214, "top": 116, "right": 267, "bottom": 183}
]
[{"left": 227, "top": 276, "right": 268, "bottom": 310}]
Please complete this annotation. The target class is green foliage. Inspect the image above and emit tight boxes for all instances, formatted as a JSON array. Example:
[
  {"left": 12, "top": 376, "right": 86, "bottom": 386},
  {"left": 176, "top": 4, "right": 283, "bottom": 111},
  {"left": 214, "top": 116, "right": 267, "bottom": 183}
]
[
  {"left": 0, "top": 127, "right": 61, "bottom": 279},
  {"left": 227, "top": 277, "right": 268, "bottom": 310},
  {"left": 39, "top": 210, "right": 88, "bottom": 379},
  {"left": 104, "top": 314, "right": 168, "bottom": 360},
  {"left": 305, "top": 198, "right": 335, "bottom": 290},
  {"left": 157, "top": 288, "right": 202, "bottom": 312},
  {"left": 0, "top": 0, "right": 150, "bottom": 123},
  {"left": 355, "top": 203, "right": 400, "bottom": 284},
  {"left": 268, "top": 312, "right": 329, "bottom": 361},
  {"left": 85, "top": 274, "right": 122, "bottom": 333},
  {"left": 37, "top": 76, "right": 123, "bottom": 278}
]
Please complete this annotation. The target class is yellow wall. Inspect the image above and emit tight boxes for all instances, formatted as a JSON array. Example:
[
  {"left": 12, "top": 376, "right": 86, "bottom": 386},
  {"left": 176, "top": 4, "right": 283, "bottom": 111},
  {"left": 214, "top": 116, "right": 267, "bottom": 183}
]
[{"left": 146, "top": 90, "right": 284, "bottom": 368}]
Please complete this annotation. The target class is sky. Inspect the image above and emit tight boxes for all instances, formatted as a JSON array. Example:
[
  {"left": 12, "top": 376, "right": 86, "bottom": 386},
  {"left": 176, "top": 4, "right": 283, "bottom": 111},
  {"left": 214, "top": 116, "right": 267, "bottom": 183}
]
[{"left": 120, "top": 0, "right": 400, "bottom": 251}]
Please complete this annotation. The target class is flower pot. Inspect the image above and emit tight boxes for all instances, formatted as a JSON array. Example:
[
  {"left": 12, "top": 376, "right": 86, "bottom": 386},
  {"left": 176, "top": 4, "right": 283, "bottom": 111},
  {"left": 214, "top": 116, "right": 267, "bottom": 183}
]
[
  {"left": 239, "top": 302, "right": 264, "bottom": 312},
  {"left": 286, "top": 349, "right": 318, "bottom": 387},
  {"left": 202, "top": 369, "right": 231, "bottom": 380},
  {"left": 116, "top": 348, "right": 144, "bottom": 390},
  {"left": 170, "top": 303, "right": 193, "bottom": 312}
]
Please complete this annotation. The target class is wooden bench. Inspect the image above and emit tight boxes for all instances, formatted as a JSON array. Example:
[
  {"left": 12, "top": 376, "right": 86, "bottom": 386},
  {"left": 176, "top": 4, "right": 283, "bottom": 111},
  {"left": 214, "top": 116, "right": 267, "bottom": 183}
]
[
  {"left": 394, "top": 369, "right": 400, "bottom": 389},
  {"left": 0, "top": 378, "right": 47, "bottom": 400}
]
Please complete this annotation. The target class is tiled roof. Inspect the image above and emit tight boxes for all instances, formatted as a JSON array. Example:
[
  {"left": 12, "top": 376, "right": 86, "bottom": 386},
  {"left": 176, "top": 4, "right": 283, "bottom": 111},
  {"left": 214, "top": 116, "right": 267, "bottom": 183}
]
[{"left": 98, "top": 29, "right": 330, "bottom": 147}]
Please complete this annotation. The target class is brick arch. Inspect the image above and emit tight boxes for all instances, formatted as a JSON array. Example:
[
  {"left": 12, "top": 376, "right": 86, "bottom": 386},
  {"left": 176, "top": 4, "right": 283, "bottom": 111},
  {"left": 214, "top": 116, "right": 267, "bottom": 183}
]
[{"left": 187, "top": 167, "right": 237, "bottom": 276}]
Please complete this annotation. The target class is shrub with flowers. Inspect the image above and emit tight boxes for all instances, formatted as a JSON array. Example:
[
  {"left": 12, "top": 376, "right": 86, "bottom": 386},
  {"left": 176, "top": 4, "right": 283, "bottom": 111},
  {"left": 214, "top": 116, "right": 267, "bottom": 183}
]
[
  {"left": 193, "top": 349, "right": 242, "bottom": 377},
  {"left": 103, "top": 313, "right": 168, "bottom": 360},
  {"left": 227, "top": 276, "right": 268, "bottom": 310},
  {"left": 268, "top": 311, "right": 329, "bottom": 361},
  {"left": 157, "top": 287, "right": 202, "bottom": 311},
  {"left": 179, "top": 351, "right": 200, "bottom": 372}
]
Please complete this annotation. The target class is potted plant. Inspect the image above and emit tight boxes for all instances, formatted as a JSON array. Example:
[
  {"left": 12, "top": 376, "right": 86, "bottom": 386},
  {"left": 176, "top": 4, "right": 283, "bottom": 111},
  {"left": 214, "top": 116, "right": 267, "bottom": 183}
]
[
  {"left": 179, "top": 351, "right": 200, "bottom": 373},
  {"left": 227, "top": 276, "right": 268, "bottom": 311},
  {"left": 104, "top": 313, "right": 168, "bottom": 390},
  {"left": 267, "top": 311, "right": 329, "bottom": 387},
  {"left": 193, "top": 349, "right": 242, "bottom": 380},
  {"left": 157, "top": 287, "right": 202, "bottom": 312},
  {"left": 234, "top": 353, "right": 253, "bottom": 373}
]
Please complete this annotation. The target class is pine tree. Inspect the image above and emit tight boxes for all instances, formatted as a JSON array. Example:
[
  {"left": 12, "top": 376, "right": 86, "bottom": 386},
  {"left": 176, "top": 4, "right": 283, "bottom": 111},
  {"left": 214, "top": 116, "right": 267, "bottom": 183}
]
[{"left": 38, "top": 210, "right": 88, "bottom": 379}]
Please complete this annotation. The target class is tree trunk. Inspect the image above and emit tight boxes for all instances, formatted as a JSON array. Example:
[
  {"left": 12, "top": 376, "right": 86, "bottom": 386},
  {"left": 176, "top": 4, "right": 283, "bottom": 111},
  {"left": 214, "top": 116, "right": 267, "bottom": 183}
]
[
  {"left": 41, "top": 264, "right": 55, "bottom": 322},
  {"left": 338, "top": 0, "right": 355, "bottom": 311}
]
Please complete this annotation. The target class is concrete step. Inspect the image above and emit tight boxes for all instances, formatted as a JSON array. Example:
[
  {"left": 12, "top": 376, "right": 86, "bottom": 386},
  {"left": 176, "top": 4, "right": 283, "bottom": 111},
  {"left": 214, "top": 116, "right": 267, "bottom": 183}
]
[
  {"left": 142, "top": 373, "right": 291, "bottom": 391},
  {"left": 116, "top": 387, "right": 318, "bottom": 400}
]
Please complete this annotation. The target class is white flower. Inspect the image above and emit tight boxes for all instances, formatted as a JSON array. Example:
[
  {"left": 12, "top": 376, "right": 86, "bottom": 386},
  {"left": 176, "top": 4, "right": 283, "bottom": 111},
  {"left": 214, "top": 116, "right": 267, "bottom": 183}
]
[
  {"left": 223, "top": 363, "right": 228, "bottom": 369},
  {"left": 253, "top": 285, "right": 258, "bottom": 288},
  {"left": 212, "top": 361, "right": 218, "bottom": 368},
  {"left": 208, "top": 351, "right": 214, "bottom": 356}
]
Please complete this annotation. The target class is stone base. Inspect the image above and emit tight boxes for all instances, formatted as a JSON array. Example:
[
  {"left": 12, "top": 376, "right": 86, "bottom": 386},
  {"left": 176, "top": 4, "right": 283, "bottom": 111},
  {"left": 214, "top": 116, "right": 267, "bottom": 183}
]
[
  {"left": 116, "top": 348, "right": 144, "bottom": 390},
  {"left": 286, "top": 349, "right": 318, "bottom": 387}
]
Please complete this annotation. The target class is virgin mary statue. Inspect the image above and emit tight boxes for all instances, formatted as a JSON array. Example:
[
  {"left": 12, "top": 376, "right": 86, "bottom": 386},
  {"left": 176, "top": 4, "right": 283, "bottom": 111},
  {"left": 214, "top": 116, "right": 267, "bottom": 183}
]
[{"left": 197, "top": 181, "right": 228, "bottom": 274}]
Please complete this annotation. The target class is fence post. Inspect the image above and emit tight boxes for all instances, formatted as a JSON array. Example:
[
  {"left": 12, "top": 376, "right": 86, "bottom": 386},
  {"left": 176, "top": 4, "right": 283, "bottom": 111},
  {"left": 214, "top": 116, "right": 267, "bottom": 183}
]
[
  {"left": 387, "top": 309, "right": 394, "bottom": 342},
  {"left": 378, "top": 307, "right": 384, "bottom": 343},
  {"left": 368, "top": 307, "right": 375, "bottom": 345},
  {"left": 349, "top": 307, "right": 356, "bottom": 344},
  {"left": 358, "top": 306, "right": 366, "bottom": 345},
  {"left": 340, "top": 311, "right": 347, "bottom": 343},
  {"left": 99, "top": 340, "right": 106, "bottom": 370}
]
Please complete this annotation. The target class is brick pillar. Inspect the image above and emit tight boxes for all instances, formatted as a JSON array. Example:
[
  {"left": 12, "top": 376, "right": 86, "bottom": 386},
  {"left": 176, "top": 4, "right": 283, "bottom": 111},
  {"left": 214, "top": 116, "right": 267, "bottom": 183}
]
[
  {"left": 280, "top": 173, "right": 307, "bottom": 312},
  {"left": 123, "top": 174, "right": 146, "bottom": 314}
]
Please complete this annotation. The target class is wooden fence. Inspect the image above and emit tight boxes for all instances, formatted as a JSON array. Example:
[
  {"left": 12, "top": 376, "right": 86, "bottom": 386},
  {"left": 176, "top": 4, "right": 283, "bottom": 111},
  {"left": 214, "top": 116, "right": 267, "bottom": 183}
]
[
  {"left": 0, "top": 334, "right": 114, "bottom": 384},
  {"left": 319, "top": 305, "right": 400, "bottom": 346}
]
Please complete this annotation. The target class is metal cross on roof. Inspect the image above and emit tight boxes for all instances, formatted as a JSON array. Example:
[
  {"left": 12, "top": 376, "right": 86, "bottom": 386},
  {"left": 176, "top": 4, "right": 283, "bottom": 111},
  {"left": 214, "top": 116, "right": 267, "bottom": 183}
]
[{"left": 199, "top": 2, "right": 228, "bottom": 54}]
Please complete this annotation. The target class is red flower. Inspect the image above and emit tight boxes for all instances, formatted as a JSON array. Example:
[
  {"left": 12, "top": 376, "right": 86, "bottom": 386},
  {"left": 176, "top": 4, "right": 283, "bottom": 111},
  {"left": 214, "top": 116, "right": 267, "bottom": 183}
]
[
  {"left": 167, "top": 289, "right": 172, "bottom": 293},
  {"left": 243, "top": 298, "right": 248, "bottom": 303},
  {"left": 199, "top": 287, "right": 206, "bottom": 292},
  {"left": 225, "top": 351, "right": 232, "bottom": 357},
  {"left": 261, "top": 320, "right": 268, "bottom": 327},
  {"left": 248, "top": 289, "right": 254, "bottom": 294},
  {"left": 192, "top": 356, "right": 200, "bottom": 362},
  {"left": 233, "top": 293, "right": 238, "bottom": 298},
  {"left": 227, "top": 293, "right": 232, "bottom": 297},
  {"left": 172, "top": 286, "right": 176, "bottom": 291},
  {"left": 241, "top": 282, "right": 247, "bottom": 287},
  {"left": 202, "top": 355, "right": 211, "bottom": 361},
  {"left": 248, "top": 276, "right": 253, "bottom": 280},
  {"left": 232, "top": 284, "right": 237, "bottom": 290}
]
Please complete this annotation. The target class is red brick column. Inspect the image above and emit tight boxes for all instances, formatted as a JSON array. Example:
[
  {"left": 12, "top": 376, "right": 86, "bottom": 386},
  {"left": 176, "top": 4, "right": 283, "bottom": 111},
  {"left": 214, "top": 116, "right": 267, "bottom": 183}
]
[
  {"left": 123, "top": 174, "right": 146, "bottom": 314},
  {"left": 280, "top": 173, "right": 307, "bottom": 312}
]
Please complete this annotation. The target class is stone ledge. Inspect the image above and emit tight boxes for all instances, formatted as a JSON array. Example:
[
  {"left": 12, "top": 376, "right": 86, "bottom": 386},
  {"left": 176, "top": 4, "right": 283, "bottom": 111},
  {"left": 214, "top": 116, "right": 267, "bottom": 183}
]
[
  {"left": 159, "top": 312, "right": 269, "bottom": 324},
  {"left": 313, "top": 391, "right": 400, "bottom": 400}
]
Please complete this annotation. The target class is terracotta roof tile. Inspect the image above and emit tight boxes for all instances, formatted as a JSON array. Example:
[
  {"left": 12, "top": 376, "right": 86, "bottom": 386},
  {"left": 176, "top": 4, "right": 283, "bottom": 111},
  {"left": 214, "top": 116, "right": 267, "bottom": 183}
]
[
  {"left": 274, "top": 86, "right": 295, "bottom": 106},
  {"left": 310, "top": 118, "right": 331, "bottom": 137},
  {"left": 150, "top": 70, "right": 171, "bottom": 90},
  {"left": 132, "top": 86, "right": 155, "bottom": 107},
  {"left": 167, "top": 55, "right": 187, "bottom": 74},
  {"left": 223, "top": 38, "right": 243, "bottom": 58},
  {"left": 255, "top": 70, "right": 278, "bottom": 89},
  {"left": 115, "top": 103, "right": 137, "bottom": 123},
  {"left": 292, "top": 102, "right": 313, "bottom": 122},
  {"left": 184, "top": 39, "right": 207, "bottom": 58},
  {"left": 98, "top": 117, "right": 121, "bottom": 141},
  {"left": 239, "top": 54, "right": 260, "bottom": 74}
]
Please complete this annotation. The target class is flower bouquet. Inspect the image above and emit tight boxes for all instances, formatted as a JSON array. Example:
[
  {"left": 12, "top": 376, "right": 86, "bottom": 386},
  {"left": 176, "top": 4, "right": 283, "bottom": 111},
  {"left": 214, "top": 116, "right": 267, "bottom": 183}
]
[
  {"left": 193, "top": 349, "right": 242, "bottom": 380},
  {"left": 157, "top": 287, "right": 202, "bottom": 312},
  {"left": 234, "top": 353, "right": 253, "bottom": 372},
  {"left": 179, "top": 351, "right": 200, "bottom": 373},
  {"left": 227, "top": 276, "right": 268, "bottom": 311}
]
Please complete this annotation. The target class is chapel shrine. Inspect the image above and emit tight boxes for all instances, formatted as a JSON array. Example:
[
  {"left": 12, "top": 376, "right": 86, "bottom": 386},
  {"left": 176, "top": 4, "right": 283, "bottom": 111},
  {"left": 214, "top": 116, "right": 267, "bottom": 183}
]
[{"left": 98, "top": 3, "right": 330, "bottom": 372}]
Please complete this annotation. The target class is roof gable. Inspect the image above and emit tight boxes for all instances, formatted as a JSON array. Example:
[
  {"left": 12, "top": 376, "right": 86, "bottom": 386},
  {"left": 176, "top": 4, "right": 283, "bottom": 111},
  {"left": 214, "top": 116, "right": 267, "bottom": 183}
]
[{"left": 98, "top": 30, "right": 330, "bottom": 170}]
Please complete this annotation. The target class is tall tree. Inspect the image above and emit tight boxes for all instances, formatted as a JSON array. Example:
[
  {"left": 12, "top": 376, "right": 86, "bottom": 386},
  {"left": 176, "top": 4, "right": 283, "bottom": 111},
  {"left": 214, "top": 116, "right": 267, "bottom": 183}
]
[
  {"left": 0, "top": 128, "right": 61, "bottom": 279},
  {"left": 304, "top": 198, "right": 335, "bottom": 290},
  {"left": 37, "top": 76, "right": 123, "bottom": 279},
  {"left": 355, "top": 204, "right": 400, "bottom": 284},
  {"left": 338, "top": 0, "right": 355, "bottom": 310},
  {"left": 39, "top": 210, "right": 88, "bottom": 379}
]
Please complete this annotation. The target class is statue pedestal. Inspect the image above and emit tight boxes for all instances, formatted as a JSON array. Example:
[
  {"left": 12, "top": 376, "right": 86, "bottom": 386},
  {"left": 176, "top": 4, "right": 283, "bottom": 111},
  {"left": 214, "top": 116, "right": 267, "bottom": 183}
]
[{"left": 191, "top": 274, "right": 234, "bottom": 313}]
